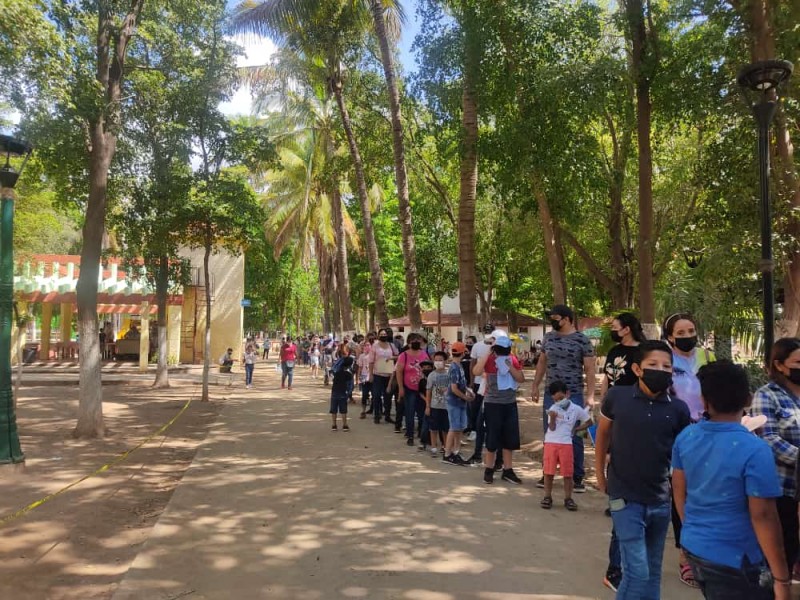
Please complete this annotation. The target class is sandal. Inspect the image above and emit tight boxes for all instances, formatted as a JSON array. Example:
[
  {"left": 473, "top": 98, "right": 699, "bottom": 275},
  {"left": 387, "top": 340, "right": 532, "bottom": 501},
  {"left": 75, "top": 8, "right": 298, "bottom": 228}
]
[
  {"left": 564, "top": 498, "right": 578, "bottom": 512},
  {"left": 540, "top": 496, "right": 553, "bottom": 510},
  {"left": 679, "top": 562, "right": 699, "bottom": 588}
]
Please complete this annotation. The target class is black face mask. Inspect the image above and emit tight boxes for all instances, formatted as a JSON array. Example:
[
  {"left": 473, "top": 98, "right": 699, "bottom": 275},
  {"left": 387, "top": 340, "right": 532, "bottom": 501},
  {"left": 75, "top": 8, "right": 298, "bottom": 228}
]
[
  {"left": 378, "top": 335, "right": 388, "bottom": 342},
  {"left": 787, "top": 368, "right": 800, "bottom": 386},
  {"left": 410, "top": 341, "right": 422, "bottom": 350},
  {"left": 551, "top": 320, "right": 563, "bottom": 331},
  {"left": 610, "top": 330, "right": 622, "bottom": 344},
  {"left": 641, "top": 369, "right": 673, "bottom": 394},
  {"left": 673, "top": 336, "right": 698, "bottom": 353}
]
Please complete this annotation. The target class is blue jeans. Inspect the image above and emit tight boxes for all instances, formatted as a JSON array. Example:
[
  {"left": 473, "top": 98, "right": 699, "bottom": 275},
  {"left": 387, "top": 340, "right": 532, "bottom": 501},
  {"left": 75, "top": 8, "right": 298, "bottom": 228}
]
[
  {"left": 609, "top": 527, "right": 621, "bottom": 570},
  {"left": 281, "top": 362, "right": 294, "bottom": 387},
  {"left": 403, "top": 389, "right": 423, "bottom": 440},
  {"left": 543, "top": 391, "right": 585, "bottom": 482},
  {"left": 245, "top": 363, "right": 254, "bottom": 385},
  {"left": 610, "top": 500, "right": 671, "bottom": 600},
  {"left": 371, "top": 375, "right": 390, "bottom": 422}
]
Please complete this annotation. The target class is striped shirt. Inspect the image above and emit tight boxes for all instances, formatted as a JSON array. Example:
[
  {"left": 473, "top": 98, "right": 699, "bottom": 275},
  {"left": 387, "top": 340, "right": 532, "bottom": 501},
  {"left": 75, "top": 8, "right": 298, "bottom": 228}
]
[{"left": 751, "top": 381, "right": 800, "bottom": 498}]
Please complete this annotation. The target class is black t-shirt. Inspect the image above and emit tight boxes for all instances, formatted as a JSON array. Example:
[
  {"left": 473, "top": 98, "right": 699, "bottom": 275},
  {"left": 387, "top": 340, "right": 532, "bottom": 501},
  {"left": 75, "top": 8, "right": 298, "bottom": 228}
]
[
  {"left": 602, "top": 384, "right": 691, "bottom": 505},
  {"left": 603, "top": 344, "right": 640, "bottom": 388},
  {"left": 331, "top": 356, "right": 355, "bottom": 393},
  {"left": 460, "top": 355, "right": 472, "bottom": 384}
]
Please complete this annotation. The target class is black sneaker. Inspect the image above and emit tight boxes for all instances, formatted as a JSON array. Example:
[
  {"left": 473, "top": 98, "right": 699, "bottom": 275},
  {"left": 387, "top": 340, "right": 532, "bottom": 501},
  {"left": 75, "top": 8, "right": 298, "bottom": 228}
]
[
  {"left": 406, "top": 437, "right": 414, "bottom": 446},
  {"left": 465, "top": 455, "right": 482, "bottom": 466},
  {"left": 502, "top": 469, "right": 522, "bottom": 485},
  {"left": 493, "top": 461, "right": 504, "bottom": 472},
  {"left": 536, "top": 477, "right": 545, "bottom": 488},
  {"left": 342, "top": 424, "right": 350, "bottom": 432},
  {"left": 385, "top": 417, "right": 395, "bottom": 424},
  {"left": 574, "top": 480, "right": 586, "bottom": 493},
  {"left": 483, "top": 467, "right": 494, "bottom": 484},
  {"left": 603, "top": 568, "right": 622, "bottom": 592},
  {"left": 451, "top": 454, "right": 469, "bottom": 466},
  {"left": 331, "top": 424, "right": 338, "bottom": 431},
  {"left": 394, "top": 428, "right": 402, "bottom": 434},
  {"left": 442, "top": 454, "right": 456, "bottom": 465},
  {"left": 417, "top": 444, "right": 428, "bottom": 452}
]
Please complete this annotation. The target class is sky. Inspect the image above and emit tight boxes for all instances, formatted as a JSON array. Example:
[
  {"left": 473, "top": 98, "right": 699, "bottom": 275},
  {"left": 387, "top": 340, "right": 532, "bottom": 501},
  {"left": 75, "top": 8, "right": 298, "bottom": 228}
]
[{"left": 221, "top": 1, "right": 421, "bottom": 117}]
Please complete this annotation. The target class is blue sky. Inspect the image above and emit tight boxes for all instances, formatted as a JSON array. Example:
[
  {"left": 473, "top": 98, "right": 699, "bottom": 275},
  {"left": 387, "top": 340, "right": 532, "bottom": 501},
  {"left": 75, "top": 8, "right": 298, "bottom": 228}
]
[{"left": 222, "top": 1, "right": 421, "bottom": 116}]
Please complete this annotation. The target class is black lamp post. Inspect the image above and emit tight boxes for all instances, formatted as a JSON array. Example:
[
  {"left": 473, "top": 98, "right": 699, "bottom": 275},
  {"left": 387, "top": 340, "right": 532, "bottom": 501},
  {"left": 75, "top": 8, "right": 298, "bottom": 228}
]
[
  {"left": 737, "top": 60, "right": 793, "bottom": 367},
  {"left": 0, "top": 134, "right": 32, "bottom": 465},
  {"left": 683, "top": 247, "right": 705, "bottom": 269}
]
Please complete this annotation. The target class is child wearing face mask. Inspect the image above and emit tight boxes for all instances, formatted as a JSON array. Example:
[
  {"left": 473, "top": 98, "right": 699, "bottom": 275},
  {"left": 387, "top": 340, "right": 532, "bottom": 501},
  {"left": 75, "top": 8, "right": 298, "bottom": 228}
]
[
  {"left": 595, "top": 340, "right": 692, "bottom": 599},
  {"left": 541, "top": 380, "right": 592, "bottom": 511},
  {"left": 425, "top": 352, "right": 451, "bottom": 457}
]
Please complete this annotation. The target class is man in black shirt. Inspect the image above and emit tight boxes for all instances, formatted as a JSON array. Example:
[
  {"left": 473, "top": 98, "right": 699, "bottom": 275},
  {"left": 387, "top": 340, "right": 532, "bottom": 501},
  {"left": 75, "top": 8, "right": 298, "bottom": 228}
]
[{"left": 330, "top": 344, "right": 355, "bottom": 432}]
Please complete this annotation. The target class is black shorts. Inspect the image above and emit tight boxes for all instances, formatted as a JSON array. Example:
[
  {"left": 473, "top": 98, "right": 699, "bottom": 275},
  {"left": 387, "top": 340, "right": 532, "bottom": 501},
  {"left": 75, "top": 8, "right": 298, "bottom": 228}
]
[
  {"left": 483, "top": 402, "right": 520, "bottom": 451},
  {"left": 330, "top": 391, "right": 348, "bottom": 414},
  {"left": 428, "top": 407, "right": 449, "bottom": 432}
]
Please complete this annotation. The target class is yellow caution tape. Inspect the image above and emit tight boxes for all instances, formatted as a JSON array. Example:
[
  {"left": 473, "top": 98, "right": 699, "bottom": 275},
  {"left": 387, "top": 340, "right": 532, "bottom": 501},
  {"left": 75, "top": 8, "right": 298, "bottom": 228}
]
[{"left": 0, "top": 393, "right": 195, "bottom": 527}]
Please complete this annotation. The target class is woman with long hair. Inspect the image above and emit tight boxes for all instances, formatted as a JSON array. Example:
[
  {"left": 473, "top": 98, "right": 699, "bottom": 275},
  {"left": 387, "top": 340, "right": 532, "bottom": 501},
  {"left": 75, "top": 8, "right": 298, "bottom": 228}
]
[
  {"left": 751, "top": 337, "right": 800, "bottom": 577},
  {"left": 369, "top": 327, "right": 397, "bottom": 424},
  {"left": 600, "top": 312, "right": 647, "bottom": 399},
  {"left": 280, "top": 336, "right": 298, "bottom": 390}
]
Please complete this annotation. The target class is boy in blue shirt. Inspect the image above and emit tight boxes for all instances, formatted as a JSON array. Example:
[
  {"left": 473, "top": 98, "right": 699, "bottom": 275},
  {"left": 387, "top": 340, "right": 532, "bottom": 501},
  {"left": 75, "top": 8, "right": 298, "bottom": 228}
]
[{"left": 672, "top": 360, "right": 790, "bottom": 600}]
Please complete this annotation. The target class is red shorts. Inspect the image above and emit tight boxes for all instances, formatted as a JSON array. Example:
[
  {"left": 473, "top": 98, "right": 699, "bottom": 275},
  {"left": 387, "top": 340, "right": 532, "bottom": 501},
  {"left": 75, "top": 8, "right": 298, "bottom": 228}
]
[{"left": 543, "top": 442, "right": 574, "bottom": 477}]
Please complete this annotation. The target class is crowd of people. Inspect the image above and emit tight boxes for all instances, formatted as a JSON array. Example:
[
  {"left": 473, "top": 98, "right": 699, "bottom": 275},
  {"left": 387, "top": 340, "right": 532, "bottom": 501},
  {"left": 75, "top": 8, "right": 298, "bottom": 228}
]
[{"left": 246, "top": 307, "right": 800, "bottom": 600}]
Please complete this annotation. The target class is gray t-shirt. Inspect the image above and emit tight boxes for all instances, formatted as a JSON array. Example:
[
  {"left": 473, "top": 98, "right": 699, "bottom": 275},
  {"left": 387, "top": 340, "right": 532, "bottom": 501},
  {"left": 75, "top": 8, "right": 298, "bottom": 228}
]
[
  {"left": 427, "top": 370, "right": 450, "bottom": 409},
  {"left": 543, "top": 331, "right": 595, "bottom": 395}
]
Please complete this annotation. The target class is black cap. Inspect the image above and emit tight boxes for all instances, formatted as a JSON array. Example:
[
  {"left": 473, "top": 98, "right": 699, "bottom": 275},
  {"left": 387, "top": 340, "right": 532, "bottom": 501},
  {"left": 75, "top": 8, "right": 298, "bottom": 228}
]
[
  {"left": 547, "top": 304, "right": 575, "bottom": 322},
  {"left": 482, "top": 323, "right": 494, "bottom": 334}
]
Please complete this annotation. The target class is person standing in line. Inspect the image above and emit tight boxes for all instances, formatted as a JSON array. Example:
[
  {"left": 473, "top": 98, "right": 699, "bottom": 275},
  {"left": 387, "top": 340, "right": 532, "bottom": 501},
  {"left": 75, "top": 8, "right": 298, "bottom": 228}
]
[
  {"left": 751, "top": 337, "right": 800, "bottom": 581},
  {"left": 330, "top": 343, "right": 355, "bottom": 432},
  {"left": 673, "top": 360, "right": 790, "bottom": 600},
  {"left": 369, "top": 328, "right": 398, "bottom": 424},
  {"left": 532, "top": 305, "right": 596, "bottom": 492},
  {"left": 443, "top": 342, "right": 472, "bottom": 466},
  {"left": 600, "top": 312, "right": 646, "bottom": 591},
  {"left": 357, "top": 341, "right": 372, "bottom": 419},
  {"left": 396, "top": 332, "right": 430, "bottom": 447},
  {"left": 663, "top": 312, "right": 715, "bottom": 587},
  {"left": 474, "top": 335, "right": 525, "bottom": 485},
  {"left": 310, "top": 342, "right": 321, "bottom": 379},
  {"left": 595, "top": 340, "right": 691, "bottom": 600},
  {"left": 466, "top": 325, "right": 495, "bottom": 464},
  {"left": 243, "top": 343, "right": 257, "bottom": 389},
  {"left": 280, "top": 336, "right": 298, "bottom": 390},
  {"left": 425, "top": 352, "right": 451, "bottom": 457}
]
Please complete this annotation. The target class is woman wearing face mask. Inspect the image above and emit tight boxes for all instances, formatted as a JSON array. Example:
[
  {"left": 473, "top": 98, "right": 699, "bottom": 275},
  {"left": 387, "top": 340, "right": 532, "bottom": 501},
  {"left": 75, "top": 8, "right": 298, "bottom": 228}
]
[
  {"left": 395, "top": 332, "right": 430, "bottom": 446},
  {"left": 663, "top": 312, "right": 715, "bottom": 588},
  {"left": 663, "top": 313, "right": 715, "bottom": 422},
  {"left": 751, "top": 337, "right": 800, "bottom": 579},
  {"left": 369, "top": 328, "right": 398, "bottom": 424},
  {"left": 600, "top": 313, "right": 647, "bottom": 400}
]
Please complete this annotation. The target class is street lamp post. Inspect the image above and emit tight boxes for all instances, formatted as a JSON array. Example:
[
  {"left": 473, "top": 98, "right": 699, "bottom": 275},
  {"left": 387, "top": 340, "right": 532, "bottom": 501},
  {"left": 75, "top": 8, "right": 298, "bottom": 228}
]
[
  {"left": 0, "top": 134, "right": 32, "bottom": 465},
  {"left": 737, "top": 60, "right": 794, "bottom": 367}
]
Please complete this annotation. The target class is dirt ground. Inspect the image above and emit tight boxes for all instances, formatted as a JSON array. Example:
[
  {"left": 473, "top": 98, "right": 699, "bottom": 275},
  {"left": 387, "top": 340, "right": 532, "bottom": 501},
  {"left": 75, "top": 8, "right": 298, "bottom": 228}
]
[{"left": 0, "top": 377, "right": 222, "bottom": 600}]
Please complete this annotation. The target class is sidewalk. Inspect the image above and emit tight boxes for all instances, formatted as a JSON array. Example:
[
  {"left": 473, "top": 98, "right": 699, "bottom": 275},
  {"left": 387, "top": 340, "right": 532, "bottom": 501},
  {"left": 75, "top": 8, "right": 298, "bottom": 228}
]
[{"left": 112, "top": 362, "right": 697, "bottom": 600}]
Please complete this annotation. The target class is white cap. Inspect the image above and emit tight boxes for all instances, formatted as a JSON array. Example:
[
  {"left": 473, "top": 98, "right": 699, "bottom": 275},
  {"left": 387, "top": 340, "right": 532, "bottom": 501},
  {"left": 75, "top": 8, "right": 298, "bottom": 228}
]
[{"left": 490, "top": 329, "right": 508, "bottom": 340}]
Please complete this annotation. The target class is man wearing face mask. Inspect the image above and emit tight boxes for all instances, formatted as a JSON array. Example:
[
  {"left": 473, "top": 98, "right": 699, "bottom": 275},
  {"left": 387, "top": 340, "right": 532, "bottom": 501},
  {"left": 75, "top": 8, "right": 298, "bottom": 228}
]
[
  {"left": 594, "top": 340, "right": 691, "bottom": 599},
  {"left": 532, "top": 305, "right": 596, "bottom": 492}
]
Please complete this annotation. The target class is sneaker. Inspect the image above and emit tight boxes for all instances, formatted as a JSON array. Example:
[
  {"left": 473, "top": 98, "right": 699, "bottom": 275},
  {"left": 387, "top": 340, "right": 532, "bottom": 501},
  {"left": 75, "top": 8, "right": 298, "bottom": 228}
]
[
  {"left": 493, "top": 461, "right": 504, "bottom": 472},
  {"left": 385, "top": 417, "right": 395, "bottom": 424},
  {"left": 467, "top": 431, "right": 477, "bottom": 442},
  {"left": 430, "top": 447, "right": 439, "bottom": 457},
  {"left": 501, "top": 469, "right": 522, "bottom": 485},
  {"left": 406, "top": 437, "right": 414, "bottom": 446},
  {"left": 442, "top": 454, "right": 456, "bottom": 465},
  {"left": 331, "top": 424, "right": 337, "bottom": 431},
  {"left": 483, "top": 467, "right": 494, "bottom": 484},
  {"left": 451, "top": 454, "right": 469, "bottom": 466},
  {"left": 465, "top": 455, "right": 482, "bottom": 466},
  {"left": 574, "top": 481, "right": 586, "bottom": 494},
  {"left": 536, "top": 477, "right": 545, "bottom": 488},
  {"left": 394, "top": 427, "right": 402, "bottom": 434},
  {"left": 342, "top": 424, "right": 350, "bottom": 432},
  {"left": 417, "top": 444, "right": 428, "bottom": 452},
  {"left": 603, "top": 568, "right": 622, "bottom": 592}
]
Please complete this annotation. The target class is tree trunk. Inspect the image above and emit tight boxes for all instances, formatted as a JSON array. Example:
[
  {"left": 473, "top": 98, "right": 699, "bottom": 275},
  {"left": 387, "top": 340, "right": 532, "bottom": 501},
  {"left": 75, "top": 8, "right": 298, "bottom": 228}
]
[
  {"left": 73, "top": 0, "right": 145, "bottom": 439},
  {"left": 201, "top": 235, "right": 212, "bottom": 402},
  {"left": 153, "top": 255, "right": 170, "bottom": 388},
  {"left": 532, "top": 179, "right": 567, "bottom": 304},
  {"left": 458, "top": 26, "right": 480, "bottom": 337},
  {"left": 370, "top": 0, "right": 422, "bottom": 330},
  {"left": 330, "top": 80, "right": 389, "bottom": 328},
  {"left": 626, "top": 0, "right": 658, "bottom": 339},
  {"left": 330, "top": 185, "right": 354, "bottom": 332}
]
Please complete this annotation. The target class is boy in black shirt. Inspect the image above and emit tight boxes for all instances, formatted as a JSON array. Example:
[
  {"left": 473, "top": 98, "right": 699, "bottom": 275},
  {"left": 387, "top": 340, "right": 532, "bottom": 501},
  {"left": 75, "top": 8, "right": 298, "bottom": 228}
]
[{"left": 330, "top": 343, "right": 355, "bottom": 432}]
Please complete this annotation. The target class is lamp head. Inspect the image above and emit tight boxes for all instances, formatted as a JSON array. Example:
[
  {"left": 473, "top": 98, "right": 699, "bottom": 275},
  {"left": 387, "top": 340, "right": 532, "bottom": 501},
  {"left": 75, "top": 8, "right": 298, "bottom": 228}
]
[
  {"left": 737, "top": 60, "right": 793, "bottom": 94},
  {"left": 0, "top": 134, "right": 33, "bottom": 189}
]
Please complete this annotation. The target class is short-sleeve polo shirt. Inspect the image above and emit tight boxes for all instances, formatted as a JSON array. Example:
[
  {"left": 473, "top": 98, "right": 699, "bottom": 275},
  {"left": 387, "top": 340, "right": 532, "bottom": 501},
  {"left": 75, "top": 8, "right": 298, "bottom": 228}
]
[{"left": 602, "top": 384, "right": 691, "bottom": 505}]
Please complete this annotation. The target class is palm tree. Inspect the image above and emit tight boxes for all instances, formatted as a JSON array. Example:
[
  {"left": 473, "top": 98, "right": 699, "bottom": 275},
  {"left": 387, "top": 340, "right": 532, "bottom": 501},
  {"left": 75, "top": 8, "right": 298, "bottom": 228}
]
[
  {"left": 233, "top": 0, "right": 390, "bottom": 327},
  {"left": 367, "top": 0, "right": 422, "bottom": 329}
]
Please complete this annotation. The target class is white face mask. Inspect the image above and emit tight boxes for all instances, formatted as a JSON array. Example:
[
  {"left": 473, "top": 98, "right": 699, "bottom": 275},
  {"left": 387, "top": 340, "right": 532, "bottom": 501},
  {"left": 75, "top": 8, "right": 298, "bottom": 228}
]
[{"left": 434, "top": 361, "right": 445, "bottom": 370}]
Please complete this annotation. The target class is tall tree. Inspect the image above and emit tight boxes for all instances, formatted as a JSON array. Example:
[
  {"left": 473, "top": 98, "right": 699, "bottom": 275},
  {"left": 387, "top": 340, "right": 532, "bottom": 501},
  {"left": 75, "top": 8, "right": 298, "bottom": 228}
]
[
  {"left": 233, "top": 0, "right": 390, "bottom": 327},
  {"left": 368, "top": 0, "right": 422, "bottom": 329}
]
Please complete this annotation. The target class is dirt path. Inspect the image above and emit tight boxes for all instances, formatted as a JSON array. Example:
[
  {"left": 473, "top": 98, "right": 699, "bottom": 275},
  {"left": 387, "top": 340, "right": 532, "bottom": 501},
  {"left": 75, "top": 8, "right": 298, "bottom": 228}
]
[
  {"left": 0, "top": 378, "right": 222, "bottom": 600},
  {"left": 107, "top": 362, "right": 699, "bottom": 600}
]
